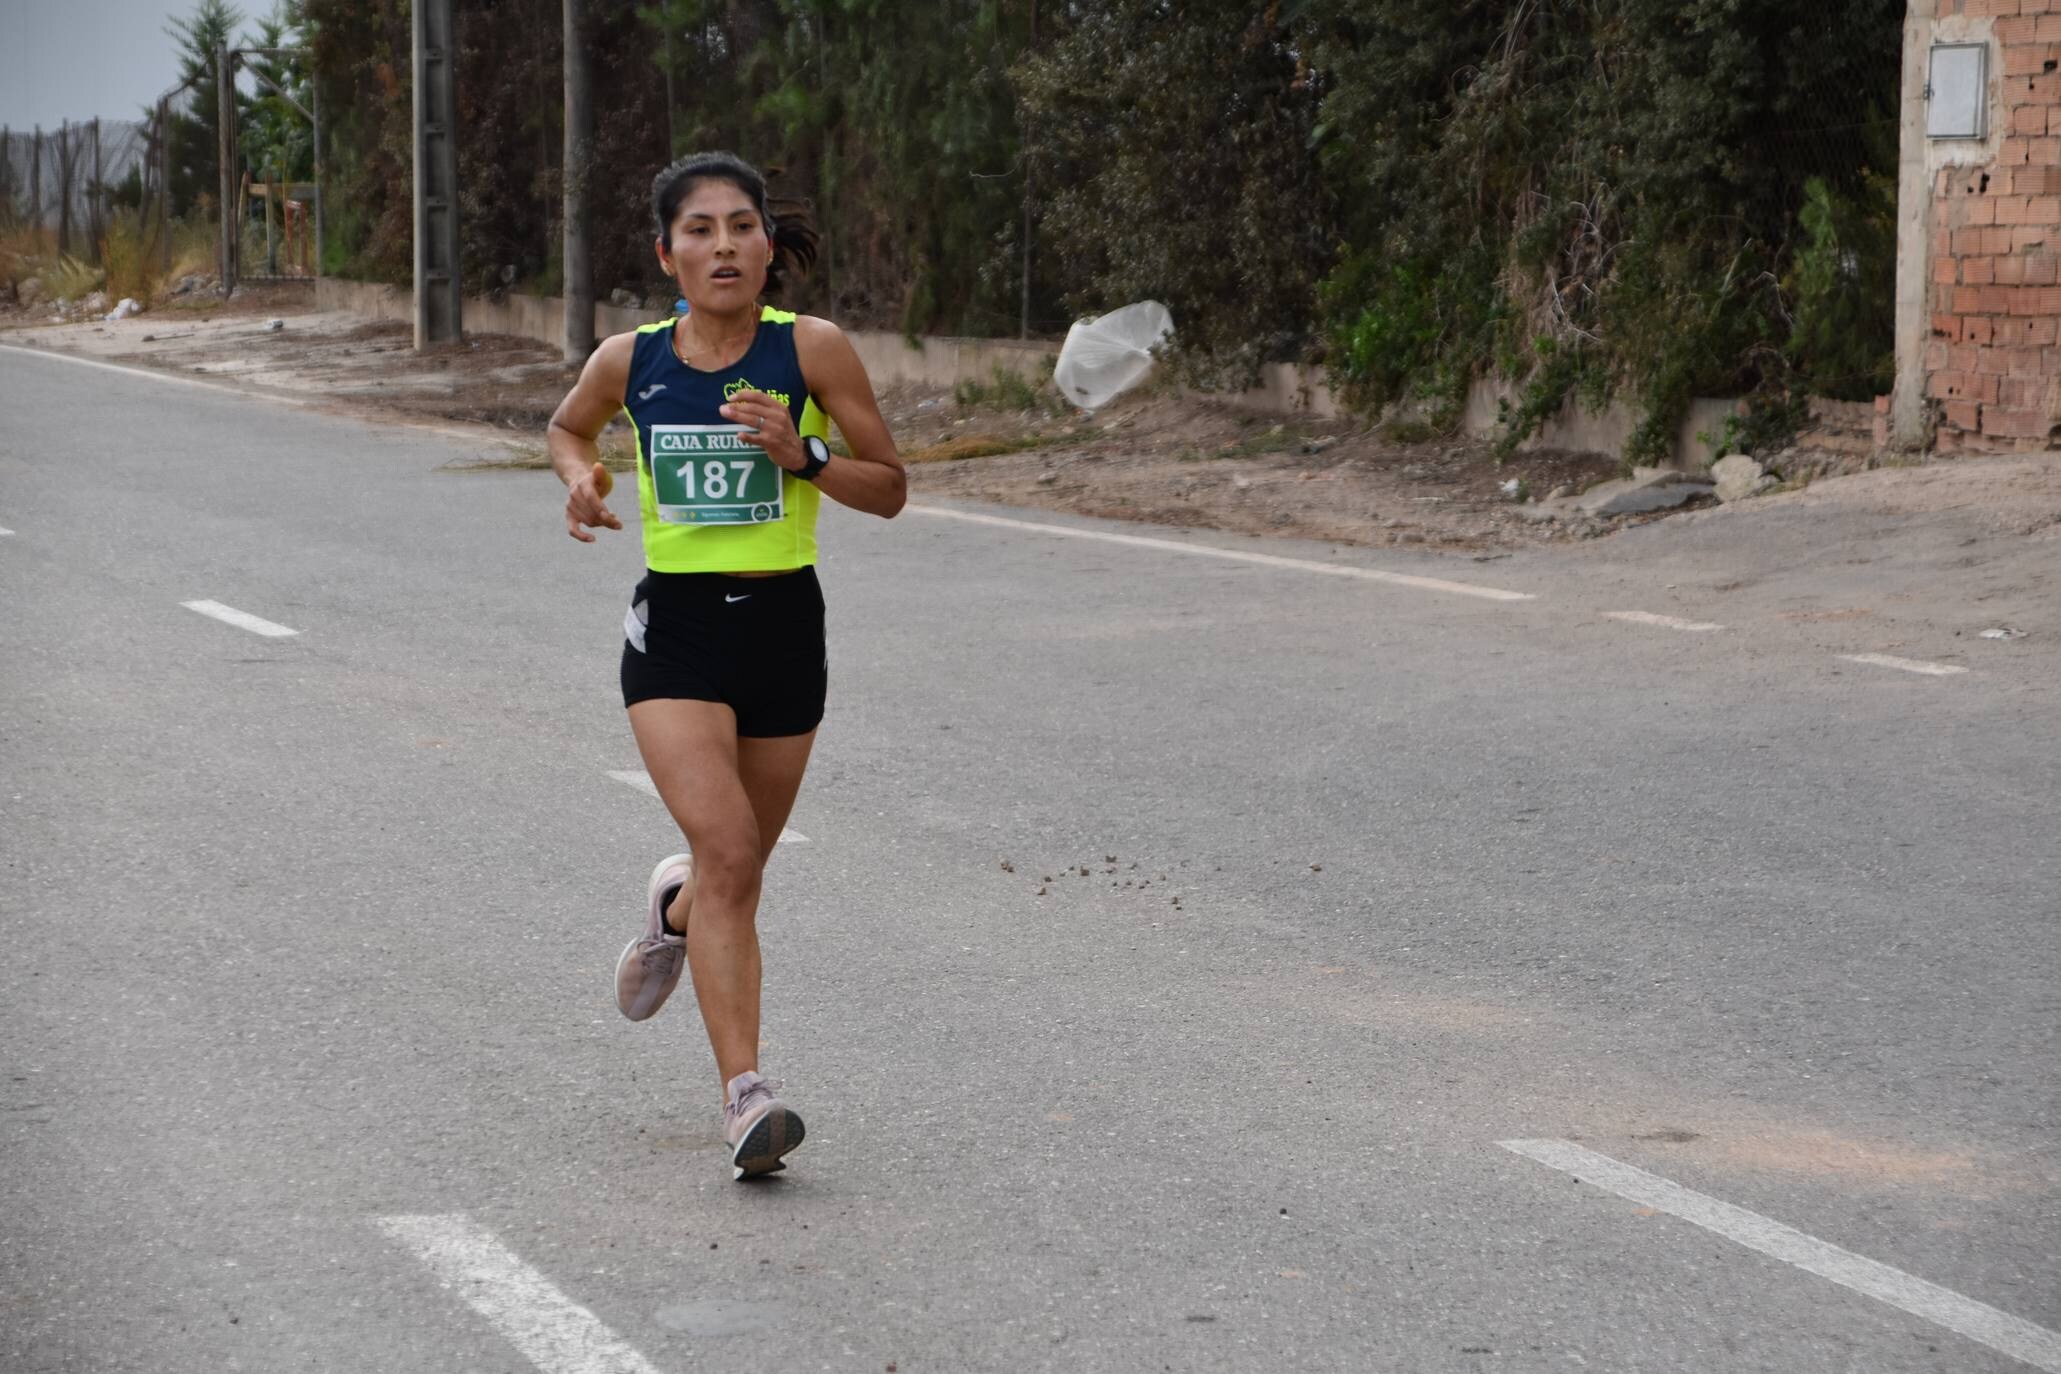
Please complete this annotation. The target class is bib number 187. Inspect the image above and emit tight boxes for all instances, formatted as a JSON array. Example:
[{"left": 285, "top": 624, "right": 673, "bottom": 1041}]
[
  {"left": 680, "top": 460, "right": 757, "bottom": 501},
  {"left": 650, "top": 424, "right": 786, "bottom": 525}
]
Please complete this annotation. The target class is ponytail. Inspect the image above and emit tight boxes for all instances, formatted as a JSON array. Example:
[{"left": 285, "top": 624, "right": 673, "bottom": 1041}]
[{"left": 762, "top": 198, "right": 820, "bottom": 300}]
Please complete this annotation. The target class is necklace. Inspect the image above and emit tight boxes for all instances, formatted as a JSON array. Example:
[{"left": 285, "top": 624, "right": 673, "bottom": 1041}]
[{"left": 672, "top": 317, "right": 757, "bottom": 368}]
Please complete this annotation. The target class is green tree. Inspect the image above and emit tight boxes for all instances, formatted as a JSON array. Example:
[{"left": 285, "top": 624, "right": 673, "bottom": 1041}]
[
  {"left": 1309, "top": 0, "right": 1903, "bottom": 456},
  {"left": 1015, "top": 0, "right": 1328, "bottom": 381},
  {"left": 164, "top": 0, "right": 245, "bottom": 217},
  {"left": 242, "top": 4, "right": 313, "bottom": 187},
  {"left": 300, "top": 0, "right": 411, "bottom": 281}
]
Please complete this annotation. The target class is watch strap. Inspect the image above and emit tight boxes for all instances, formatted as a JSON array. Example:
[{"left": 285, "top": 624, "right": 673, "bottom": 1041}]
[{"left": 796, "top": 435, "right": 831, "bottom": 481}]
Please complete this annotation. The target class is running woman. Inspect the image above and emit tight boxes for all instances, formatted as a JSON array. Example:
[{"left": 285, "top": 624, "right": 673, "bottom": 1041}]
[{"left": 547, "top": 152, "right": 905, "bottom": 1179}]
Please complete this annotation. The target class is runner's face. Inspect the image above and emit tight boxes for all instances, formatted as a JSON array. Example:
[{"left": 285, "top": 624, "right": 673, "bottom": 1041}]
[{"left": 657, "top": 180, "right": 771, "bottom": 315}]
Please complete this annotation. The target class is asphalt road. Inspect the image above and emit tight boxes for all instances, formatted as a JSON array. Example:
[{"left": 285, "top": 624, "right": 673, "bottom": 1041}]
[{"left": 2, "top": 347, "right": 2056, "bottom": 1373}]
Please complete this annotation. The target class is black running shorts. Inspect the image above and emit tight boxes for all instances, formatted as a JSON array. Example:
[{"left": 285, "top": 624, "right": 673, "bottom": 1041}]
[{"left": 620, "top": 567, "right": 828, "bottom": 737}]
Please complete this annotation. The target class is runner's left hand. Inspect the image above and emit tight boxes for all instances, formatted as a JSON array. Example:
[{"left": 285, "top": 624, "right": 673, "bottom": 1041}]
[{"left": 721, "top": 390, "right": 804, "bottom": 472}]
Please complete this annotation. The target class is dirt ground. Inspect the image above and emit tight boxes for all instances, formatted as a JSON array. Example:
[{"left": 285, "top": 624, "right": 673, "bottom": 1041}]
[{"left": 6, "top": 284, "right": 2056, "bottom": 560}]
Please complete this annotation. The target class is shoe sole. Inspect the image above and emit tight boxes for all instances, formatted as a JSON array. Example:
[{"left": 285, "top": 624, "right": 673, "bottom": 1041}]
[
  {"left": 730, "top": 1106, "right": 805, "bottom": 1181},
  {"left": 615, "top": 853, "right": 692, "bottom": 1022}
]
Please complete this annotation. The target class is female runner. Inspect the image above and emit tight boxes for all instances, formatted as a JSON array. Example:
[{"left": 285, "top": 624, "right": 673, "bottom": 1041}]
[{"left": 547, "top": 151, "right": 905, "bottom": 1180}]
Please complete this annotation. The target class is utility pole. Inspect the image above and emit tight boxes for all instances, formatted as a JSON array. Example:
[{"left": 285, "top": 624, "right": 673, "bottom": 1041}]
[
  {"left": 413, "top": 0, "right": 462, "bottom": 347},
  {"left": 159, "top": 98, "right": 174, "bottom": 274},
  {"left": 29, "top": 125, "right": 41, "bottom": 236},
  {"left": 1020, "top": 0, "right": 1036, "bottom": 339},
  {"left": 218, "top": 42, "right": 238, "bottom": 294},
  {"left": 563, "top": 0, "right": 594, "bottom": 361},
  {"left": 313, "top": 86, "right": 324, "bottom": 276},
  {"left": 56, "top": 123, "right": 72, "bottom": 255},
  {"left": 90, "top": 118, "right": 102, "bottom": 263}
]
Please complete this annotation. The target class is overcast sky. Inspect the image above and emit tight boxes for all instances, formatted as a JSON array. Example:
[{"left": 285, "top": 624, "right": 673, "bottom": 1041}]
[{"left": 0, "top": 0, "right": 284, "bottom": 131}]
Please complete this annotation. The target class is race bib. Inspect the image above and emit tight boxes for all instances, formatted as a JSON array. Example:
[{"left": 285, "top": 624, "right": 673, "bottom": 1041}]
[{"left": 649, "top": 425, "right": 787, "bottom": 526}]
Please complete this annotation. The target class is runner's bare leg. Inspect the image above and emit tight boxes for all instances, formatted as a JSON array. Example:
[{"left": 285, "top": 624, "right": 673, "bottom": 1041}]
[{"left": 629, "top": 699, "right": 815, "bottom": 1092}]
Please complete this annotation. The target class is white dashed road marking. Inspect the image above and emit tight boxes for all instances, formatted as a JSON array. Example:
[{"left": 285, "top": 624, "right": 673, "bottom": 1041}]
[
  {"left": 1604, "top": 610, "right": 1724, "bottom": 633},
  {"left": 378, "top": 1214, "right": 664, "bottom": 1374},
  {"left": 0, "top": 526, "right": 14, "bottom": 536},
  {"left": 607, "top": 770, "right": 808, "bottom": 843},
  {"left": 1501, "top": 1139, "right": 2061, "bottom": 1372},
  {"left": 1839, "top": 653, "right": 1969, "bottom": 678},
  {"left": 908, "top": 504, "right": 1535, "bottom": 603},
  {"left": 180, "top": 599, "right": 300, "bottom": 638}
]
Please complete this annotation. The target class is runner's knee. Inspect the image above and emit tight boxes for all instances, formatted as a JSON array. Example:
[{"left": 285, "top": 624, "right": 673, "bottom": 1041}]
[{"left": 691, "top": 836, "right": 763, "bottom": 908}]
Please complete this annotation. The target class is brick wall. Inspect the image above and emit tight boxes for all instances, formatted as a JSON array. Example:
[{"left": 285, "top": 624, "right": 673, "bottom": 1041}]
[{"left": 1922, "top": 0, "right": 2061, "bottom": 452}]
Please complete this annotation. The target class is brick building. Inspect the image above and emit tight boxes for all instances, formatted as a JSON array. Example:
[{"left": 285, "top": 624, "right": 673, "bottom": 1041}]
[{"left": 1893, "top": 0, "right": 2061, "bottom": 453}]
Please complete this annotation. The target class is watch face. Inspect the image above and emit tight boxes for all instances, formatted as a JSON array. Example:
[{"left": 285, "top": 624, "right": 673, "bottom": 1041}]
[{"left": 805, "top": 435, "right": 830, "bottom": 464}]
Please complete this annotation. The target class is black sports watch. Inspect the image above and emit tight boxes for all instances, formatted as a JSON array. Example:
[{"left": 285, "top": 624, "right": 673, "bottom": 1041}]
[{"left": 796, "top": 434, "right": 832, "bottom": 481}]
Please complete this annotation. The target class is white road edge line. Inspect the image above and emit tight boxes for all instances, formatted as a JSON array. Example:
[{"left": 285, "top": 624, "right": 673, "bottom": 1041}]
[
  {"left": 1500, "top": 1139, "right": 2061, "bottom": 1373},
  {"left": 378, "top": 1214, "right": 664, "bottom": 1374},
  {"left": 0, "top": 343, "right": 514, "bottom": 446},
  {"left": 606, "top": 770, "right": 808, "bottom": 844},
  {"left": 1604, "top": 610, "right": 1724, "bottom": 633},
  {"left": 1839, "top": 652, "right": 1969, "bottom": 678},
  {"left": 180, "top": 599, "right": 300, "bottom": 638},
  {"left": 906, "top": 503, "right": 1535, "bottom": 603},
  {"left": 0, "top": 526, "right": 13, "bottom": 536},
  {"left": 0, "top": 341, "right": 310, "bottom": 400}
]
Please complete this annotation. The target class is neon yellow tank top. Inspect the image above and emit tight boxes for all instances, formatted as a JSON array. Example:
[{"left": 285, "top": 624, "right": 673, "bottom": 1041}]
[{"left": 621, "top": 306, "right": 828, "bottom": 573}]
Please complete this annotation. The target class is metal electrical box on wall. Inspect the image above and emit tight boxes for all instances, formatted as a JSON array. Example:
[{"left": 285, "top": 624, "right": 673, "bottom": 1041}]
[{"left": 1927, "top": 43, "right": 1988, "bottom": 141}]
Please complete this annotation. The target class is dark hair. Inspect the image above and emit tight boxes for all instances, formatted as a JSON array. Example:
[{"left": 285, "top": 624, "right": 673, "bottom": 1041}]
[{"left": 651, "top": 151, "right": 819, "bottom": 298}]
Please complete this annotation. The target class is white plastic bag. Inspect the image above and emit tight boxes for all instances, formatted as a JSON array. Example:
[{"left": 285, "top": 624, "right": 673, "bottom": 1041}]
[{"left": 1052, "top": 300, "right": 1173, "bottom": 411}]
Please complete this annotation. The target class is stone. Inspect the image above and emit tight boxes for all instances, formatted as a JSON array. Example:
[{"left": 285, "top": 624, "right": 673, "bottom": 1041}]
[
  {"left": 1712, "top": 454, "right": 1777, "bottom": 503},
  {"left": 609, "top": 288, "right": 637, "bottom": 308},
  {"left": 17, "top": 277, "right": 44, "bottom": 307},
  {"left": 1574, "top": 468, "right": 1715, "bottom": 516}
]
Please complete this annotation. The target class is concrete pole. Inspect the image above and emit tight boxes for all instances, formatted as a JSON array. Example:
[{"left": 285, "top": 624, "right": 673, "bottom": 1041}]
[
  {"left": 313, "top": 85, "right": 324, "bottom": 277},
  {"left": 29, "top": 125, "right": 40, "bottom": 235},
  {"left": 218, "top": 43, "right": 238, "bottom": 295},
  {"left": 1890, "top": 0, "right": 1939, "bottom": 451},
  {"left": 412, "top": 0, "right": 462, "bottom": 347},
  {"left": 562, "top": 0, "right": 594, "bottom": 361},
  {"left": 1020, "top": 0, "right": 1035, "bottom": 340}
]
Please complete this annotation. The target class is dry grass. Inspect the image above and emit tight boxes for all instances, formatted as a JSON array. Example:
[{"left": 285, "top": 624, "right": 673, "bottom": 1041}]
[
  {"left": 100, "top": 211, "right": 151, "bottom": 304},
  {"left": 904, "top": 432, "right": 1056, "bottom": 463},
  {"left": 444, "top": 431, "right": 641, "bottom": 473},
  {"left": 2, "top": 214, "right": 221, "bottom": 312}
]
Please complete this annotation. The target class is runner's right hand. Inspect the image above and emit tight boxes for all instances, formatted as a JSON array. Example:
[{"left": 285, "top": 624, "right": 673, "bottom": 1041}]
[{"left": 566, "top": 461, "right": 623, "bottom": 543}]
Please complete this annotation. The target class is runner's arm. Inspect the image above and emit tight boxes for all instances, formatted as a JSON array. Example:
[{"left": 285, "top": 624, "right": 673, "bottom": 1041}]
[
  {"left": 547, "top": 333, "right": 635, "bottom": 542},
  {"left": 790, "top": 316, "right": 906, "bottom": 519}
]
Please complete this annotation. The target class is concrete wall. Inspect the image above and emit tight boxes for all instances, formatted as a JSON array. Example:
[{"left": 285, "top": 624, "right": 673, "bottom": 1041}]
[
  {"left": 1460, "top": 382, "right": 1743, "bottom": 471},
  {"left": 315, "top": 276, "right": 1059, "bottom": 390},
  {"left": 1894, "top": 0, "right": 2061, "bottom": 453},
  {"left": 315, "top": 276, "right": 1742, "bottom": 465}
]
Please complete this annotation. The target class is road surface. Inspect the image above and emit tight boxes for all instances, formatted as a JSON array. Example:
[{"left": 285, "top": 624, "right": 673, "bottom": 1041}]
[{"left": 2, "top": 347, "right": 2056, "bottom": 1372}]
